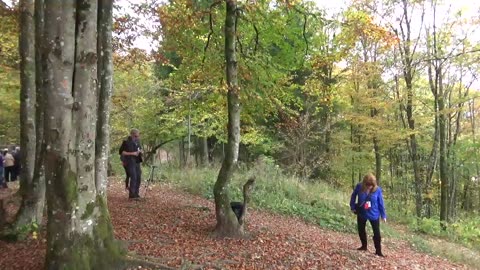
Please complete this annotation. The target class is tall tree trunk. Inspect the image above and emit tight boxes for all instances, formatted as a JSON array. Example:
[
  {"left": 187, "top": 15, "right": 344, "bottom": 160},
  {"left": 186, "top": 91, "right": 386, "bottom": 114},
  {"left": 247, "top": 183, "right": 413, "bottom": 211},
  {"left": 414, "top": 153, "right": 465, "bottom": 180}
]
[
  {"left": 427, "top": 4, "right": 449, "bottom": 226},
  {"left": 438, "top": 66, "right": 448, "bottom": 227},
  {"left": 397, "top": 0, "right": 423, "bottom": 218},
  {"left": 44, "top": 1, "right": 124, "bottom": 268},
  {"left": 96, "top": 0, "right": 113, "bottom": 196},
  {"left": 469, "top": 100, "right": 479, "bottom": 212},
  {"left": 426, "top": 40, "right": 439, "bottom": 219},
  {"left": 213, "top": 0, "right": 243, "bottom": 237},
  {"left": 15, "top": 0, "right": 45, "bottom": 229},
  {"left": 19, "top": 0, "right": 36, "bottom": 191}
]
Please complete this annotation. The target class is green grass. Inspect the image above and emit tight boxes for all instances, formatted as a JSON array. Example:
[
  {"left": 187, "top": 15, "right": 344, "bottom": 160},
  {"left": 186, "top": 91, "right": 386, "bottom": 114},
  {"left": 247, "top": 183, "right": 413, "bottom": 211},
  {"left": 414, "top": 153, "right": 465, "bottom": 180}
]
[{"left": 150, "top": 162, "right": 393, "bottom": 235}]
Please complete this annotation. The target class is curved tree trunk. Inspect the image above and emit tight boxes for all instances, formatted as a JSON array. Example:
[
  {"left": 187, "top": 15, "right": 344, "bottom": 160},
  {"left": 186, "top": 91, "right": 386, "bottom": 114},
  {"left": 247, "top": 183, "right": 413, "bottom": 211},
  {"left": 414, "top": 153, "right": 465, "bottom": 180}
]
[
  {"left": 43, "top": 0, "right": 124, "bottom": 268},
  {"left": 213, "top": 0, "right": 243, "bottom": 237},
  {"left": 15, "top": 0, "right": 46, "bottom": 230}
]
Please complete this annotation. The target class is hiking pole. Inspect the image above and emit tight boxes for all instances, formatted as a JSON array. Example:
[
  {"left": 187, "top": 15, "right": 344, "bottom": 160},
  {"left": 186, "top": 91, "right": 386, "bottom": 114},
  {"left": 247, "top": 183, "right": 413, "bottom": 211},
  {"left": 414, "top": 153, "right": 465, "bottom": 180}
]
[{"left": 144, "top": 165, "right": 157, "bottom": 199}]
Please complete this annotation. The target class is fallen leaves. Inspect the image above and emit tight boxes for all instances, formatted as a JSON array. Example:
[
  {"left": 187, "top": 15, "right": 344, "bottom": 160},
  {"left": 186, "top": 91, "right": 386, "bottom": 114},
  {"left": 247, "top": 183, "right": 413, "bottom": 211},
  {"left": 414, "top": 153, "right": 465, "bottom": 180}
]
[{"left": 0, "top": 179, "right": 473, "bottom": 269}]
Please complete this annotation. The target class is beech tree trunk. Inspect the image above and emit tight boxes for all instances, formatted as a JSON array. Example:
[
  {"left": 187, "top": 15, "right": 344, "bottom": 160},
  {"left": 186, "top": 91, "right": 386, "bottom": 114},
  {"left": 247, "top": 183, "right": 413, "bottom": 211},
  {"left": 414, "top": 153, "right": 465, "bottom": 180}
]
[
  {"left": 15, "top": 0, "right": 46, "bottom": 229},
  {"left": 213, "top": 0, "right": 243, "bottom": 237},
  {"left": 96, "top": 0, "right": 113, "bottom": 195},
  {"left": 43, "top": 0, "right": 124, "bottom": 268}
]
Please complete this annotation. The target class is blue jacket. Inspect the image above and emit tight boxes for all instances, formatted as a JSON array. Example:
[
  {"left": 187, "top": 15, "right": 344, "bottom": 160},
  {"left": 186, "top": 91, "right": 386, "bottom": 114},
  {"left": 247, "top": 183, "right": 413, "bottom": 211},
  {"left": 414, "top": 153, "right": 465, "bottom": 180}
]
[{"left": 350, "top": 183, "right": 387, "bottom": 221}]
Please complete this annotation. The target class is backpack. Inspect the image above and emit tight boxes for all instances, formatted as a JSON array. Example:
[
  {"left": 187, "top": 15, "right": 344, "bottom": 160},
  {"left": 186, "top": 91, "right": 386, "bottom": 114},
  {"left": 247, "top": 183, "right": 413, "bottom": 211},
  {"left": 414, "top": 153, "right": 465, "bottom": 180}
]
[{"left": 119, "top": 140, "right": 127, "bottom": 155}]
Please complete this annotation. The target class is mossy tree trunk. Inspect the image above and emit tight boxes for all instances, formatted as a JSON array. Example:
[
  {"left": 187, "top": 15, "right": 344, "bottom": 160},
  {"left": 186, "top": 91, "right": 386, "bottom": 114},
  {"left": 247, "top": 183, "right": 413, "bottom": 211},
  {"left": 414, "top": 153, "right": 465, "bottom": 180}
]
[
  {"left": 14, "top": 0, "right": 46, "bottom": 230},
  {"left": 213, "top": 0, "right": 243, "bottom": 237},
  {"left": 43, "top": 0, "right": 124, "bottom": 269}
]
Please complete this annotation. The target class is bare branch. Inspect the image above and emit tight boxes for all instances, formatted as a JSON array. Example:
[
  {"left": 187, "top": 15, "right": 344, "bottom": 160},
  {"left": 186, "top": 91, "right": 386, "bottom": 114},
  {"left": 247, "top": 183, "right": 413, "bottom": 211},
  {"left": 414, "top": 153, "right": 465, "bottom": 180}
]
[{"left": 202, "top": 1, "right": 222, "bottom": 64}]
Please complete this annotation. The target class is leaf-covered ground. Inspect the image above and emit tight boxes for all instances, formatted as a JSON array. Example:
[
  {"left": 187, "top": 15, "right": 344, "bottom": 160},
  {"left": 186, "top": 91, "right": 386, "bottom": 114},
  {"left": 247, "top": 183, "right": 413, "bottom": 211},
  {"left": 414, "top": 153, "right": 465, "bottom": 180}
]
[{"left": 0, "top": 180, "right": 472, "bottom": 269}]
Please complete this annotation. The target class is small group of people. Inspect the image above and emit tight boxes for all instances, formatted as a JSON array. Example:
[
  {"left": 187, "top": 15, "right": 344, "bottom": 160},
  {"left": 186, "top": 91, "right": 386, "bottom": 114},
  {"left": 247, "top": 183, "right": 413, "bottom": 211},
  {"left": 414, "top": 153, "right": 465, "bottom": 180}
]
[
  {"left": 350, "top": 173, "right": 387, "bottom": 257},
  {"left": 119, "top": 129, "right": 143, "bottom": 199},
  {"left": 116, "top": 130, "right": 387, "bottom": 256},
  {"left": 0, "top": 146, "right": 21, "bottom": 189}
]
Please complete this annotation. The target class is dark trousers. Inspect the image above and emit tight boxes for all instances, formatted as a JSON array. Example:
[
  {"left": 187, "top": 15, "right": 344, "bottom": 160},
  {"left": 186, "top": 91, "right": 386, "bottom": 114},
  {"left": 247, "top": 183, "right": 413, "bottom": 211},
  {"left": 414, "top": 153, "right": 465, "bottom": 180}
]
[
  {"left": 0, "top": 167, "right": 5, "bottom": 188},
  {"left": 357, "top": 215, "right": 382, "bottom": 254},
  {"left": 127, "top": 162, "right": 141, "bottom": 197},
  {"left": 4, "top": 166, "right": 14, "bottom": 182},
  {"left": 12, "top": 165, "right": 20, "bottom": 180},
  {"left": 123, "top": 165, "right": 130, "bottom": 189}
]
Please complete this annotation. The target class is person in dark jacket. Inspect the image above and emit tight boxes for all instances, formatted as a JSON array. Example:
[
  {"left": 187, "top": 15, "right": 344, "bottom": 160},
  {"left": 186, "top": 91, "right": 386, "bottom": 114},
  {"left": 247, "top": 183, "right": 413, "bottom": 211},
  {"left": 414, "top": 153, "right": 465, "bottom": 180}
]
[
  {"left": 12, "top": 146, "right": 21, "bottom": 181},
  {"left": 121, "top": 129, "right": 143, "bottom": 199},
  {"left": 350, "top": 173, "right": 387, "bottom": 257},
  {"left": 0, "top": 152, "right": 6, "bottom": 189}
]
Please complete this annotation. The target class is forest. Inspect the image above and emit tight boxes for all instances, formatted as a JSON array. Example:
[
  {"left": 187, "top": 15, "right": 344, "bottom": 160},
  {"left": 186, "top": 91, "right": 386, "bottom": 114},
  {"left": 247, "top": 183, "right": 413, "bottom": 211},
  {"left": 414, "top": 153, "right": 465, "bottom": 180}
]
[{"left": 0, "top": 0, "right": 479, "bottom": 269}]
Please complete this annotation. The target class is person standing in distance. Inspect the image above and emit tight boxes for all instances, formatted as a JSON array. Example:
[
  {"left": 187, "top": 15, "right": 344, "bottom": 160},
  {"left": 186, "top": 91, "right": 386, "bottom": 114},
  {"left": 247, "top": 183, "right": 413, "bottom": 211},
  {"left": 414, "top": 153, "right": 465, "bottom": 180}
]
[
  {"left": 0, "top": 151, "right": 6, "bottom": 189},
  {"left": 3, "top": 150, "right": 15, "bottom": 183},
  {"left": 350, "top": 173, "right": 387, "bottom": 257},
  {"left": 122, "top": 129, "right": 143, "bottom": 199}
]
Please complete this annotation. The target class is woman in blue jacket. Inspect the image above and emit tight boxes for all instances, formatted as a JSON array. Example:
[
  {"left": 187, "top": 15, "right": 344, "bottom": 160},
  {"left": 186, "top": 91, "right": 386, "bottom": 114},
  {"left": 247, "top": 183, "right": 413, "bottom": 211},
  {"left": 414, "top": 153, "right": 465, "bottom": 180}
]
[{"left": 350, "top": 173, "right": 387, "bottom": 257}]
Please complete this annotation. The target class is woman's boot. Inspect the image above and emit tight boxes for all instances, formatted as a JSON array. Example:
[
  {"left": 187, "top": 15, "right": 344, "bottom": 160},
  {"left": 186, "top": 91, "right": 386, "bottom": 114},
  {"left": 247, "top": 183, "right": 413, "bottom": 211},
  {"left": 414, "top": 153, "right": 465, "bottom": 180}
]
[
  {"left": 373, "top": 236, "right": 385, "bottom": 257},
  {"left": 357, "top": 230, "right": 368, "bottom": 250}
]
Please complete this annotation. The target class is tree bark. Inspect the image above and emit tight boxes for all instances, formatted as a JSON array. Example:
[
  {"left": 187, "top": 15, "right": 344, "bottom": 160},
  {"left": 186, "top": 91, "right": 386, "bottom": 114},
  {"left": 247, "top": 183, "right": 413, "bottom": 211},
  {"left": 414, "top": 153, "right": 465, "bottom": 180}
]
[
  {"left": 19, "top": 0, "right": 36, "bottom": 189},
  {"left": 427, "top": 4, "right": 448, "bottom": 227},
  {"left": 15, "top": 0, "right": 46, "bottom": 229},
  {"left": 213, "top": 0, "right": 243, "bottom": 237},
  {"left": 43, "top": 1, "right": 124, "bottom": 268},
  {"left": 96, "top": 0, "right": 113, "bottom": 196},
  {"left": 199, "top": 136, "right": 209, "bottom": 166},
  {"left": 438, "top": 65, "right": 448, "bottom": 226}
]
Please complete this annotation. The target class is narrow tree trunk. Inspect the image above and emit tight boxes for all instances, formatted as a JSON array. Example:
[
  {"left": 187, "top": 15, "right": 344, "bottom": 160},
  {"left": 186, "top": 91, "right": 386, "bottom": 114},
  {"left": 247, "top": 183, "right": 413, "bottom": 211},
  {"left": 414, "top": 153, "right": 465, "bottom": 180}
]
[
  {"left": 469, "top": 100, "right": 479, "bottom": 212},
  {"left": 200, "top": 136, "right": 209, "bottom": 166},
  {"left": 350, "top": 123, "right": 355, "bottom": 189},
  {"left": 15, "top": 0, "right": 45, "bottom": 229},
  {"left": 406, "top": 69, "right": 422, "bottom": 219},
  {"left": 370, "top": 107, "right": 381, "bottom": 185},
  {"left": 96, "top": 0, "right": 114, "bottom": 196},
  {"left": 179, "top": 139, "right": 186, "bottom": 167},
  {"left": 19, "top": 0, "right": 36, "bottom": 189},
  {"left": 438, "top": 67, "right": 448, "bottom": 227},
  {"left": 426, "top": 46, "right": 439, "bottom": 219},
  {"left": 44, "top": 1, "right": 124, "bottom": 268},
  {"left": 213, "top": 0, "right": 243, "bottom": 237},
  {"left": 461, "top": 178, "right": 470, "bottom": 211},
  {"left": 396, "top": 0, "right": 423, "bottom": 219}
]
